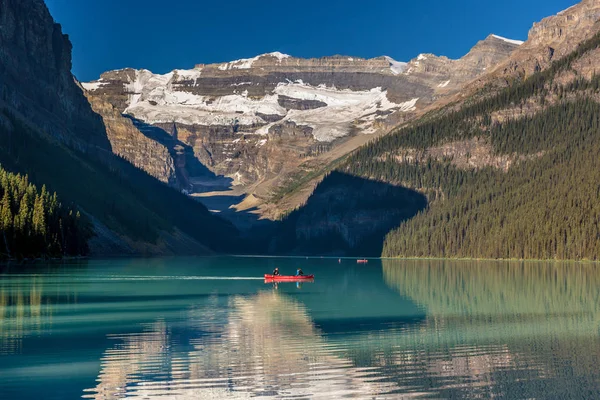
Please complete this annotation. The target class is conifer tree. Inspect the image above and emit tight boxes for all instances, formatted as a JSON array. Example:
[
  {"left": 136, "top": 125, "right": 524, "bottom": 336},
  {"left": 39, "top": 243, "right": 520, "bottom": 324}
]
[
  {"left": 32, "top": 193, "right": 46, "bottom": 236},
  {"left": 0, "top": 165, "right": 91, "bottom": 259}
]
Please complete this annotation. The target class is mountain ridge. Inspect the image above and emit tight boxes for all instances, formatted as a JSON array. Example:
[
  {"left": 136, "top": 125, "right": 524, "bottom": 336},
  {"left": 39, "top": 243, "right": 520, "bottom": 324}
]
[
  {"left": 0, "top": 0, "right": 239, "bottom": 256},
  {"left": 2, "top": 0, "right": 592, "bottom": 259},
  {"left": 83, "top": 33, "right": 521, "bottom": 224},
  {"left": 274, "top": 0, "right": 600, "bottom": 260}
]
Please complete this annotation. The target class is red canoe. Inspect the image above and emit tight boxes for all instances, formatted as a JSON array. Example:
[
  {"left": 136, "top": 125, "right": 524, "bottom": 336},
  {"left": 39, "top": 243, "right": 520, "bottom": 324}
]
[{"left": 264, "top": 274, "right": 314, "bottom": 282}]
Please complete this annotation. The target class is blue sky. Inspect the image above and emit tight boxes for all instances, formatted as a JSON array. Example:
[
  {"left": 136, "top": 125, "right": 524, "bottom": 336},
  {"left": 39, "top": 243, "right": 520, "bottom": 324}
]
[{"left": 45, "top": 0, "right": 577, "bottom": 82}]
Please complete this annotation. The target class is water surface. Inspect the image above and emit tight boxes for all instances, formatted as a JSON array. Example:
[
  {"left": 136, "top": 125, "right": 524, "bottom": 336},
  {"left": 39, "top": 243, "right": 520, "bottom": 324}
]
[{"left": 0, "top": 257, "right": 599, "bottom": 399}]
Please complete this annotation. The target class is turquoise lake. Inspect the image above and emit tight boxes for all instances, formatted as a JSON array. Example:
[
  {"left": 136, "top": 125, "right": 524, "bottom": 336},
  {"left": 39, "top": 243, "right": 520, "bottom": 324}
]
[{"left": 0, "top": 257, "right": 599, "bottom": 399}]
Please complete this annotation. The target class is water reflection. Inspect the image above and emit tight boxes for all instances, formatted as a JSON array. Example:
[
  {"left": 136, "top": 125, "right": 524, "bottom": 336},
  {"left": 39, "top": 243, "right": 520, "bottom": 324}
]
[
  {"left": 383, "top": 259, "right": 600, "bottom": 318},
  {"left": 378, "top": 259, "right": 600, "bottom": 399},
  {"left": 0, "top": 276, "right": 59, "bottom": 355},
  {"left": 0, "top": 258, "right": 599, "bottom": 399},
  {"left": 85, "top": 291, "right": 407, "bottom": 399},
  {"left": 84, "top": 321, "right": 170, "bottom": 400}
]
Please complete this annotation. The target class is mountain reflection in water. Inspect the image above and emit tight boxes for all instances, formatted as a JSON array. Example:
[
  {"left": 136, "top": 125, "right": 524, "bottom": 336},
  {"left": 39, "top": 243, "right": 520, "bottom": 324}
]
[
  {"left": 85, "top": 291, "right": 405, "bottom": 399},
  {"left": 0, "top": 257, "right": 598, "bottom": 399}
]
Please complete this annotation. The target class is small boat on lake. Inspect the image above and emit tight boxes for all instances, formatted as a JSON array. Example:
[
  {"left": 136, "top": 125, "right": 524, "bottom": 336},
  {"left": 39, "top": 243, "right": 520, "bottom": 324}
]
[
  {"left": 264, "top": 274, "right": 315, "bottom": 282},
  {"left": 357, "top": 259, "right": 369, "bottom": 264}
]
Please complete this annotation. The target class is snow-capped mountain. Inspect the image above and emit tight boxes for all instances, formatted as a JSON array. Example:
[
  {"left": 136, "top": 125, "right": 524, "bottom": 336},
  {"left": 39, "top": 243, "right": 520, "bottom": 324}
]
[{"left": 83, "top": 35, "right": 521, "bottom": 220}]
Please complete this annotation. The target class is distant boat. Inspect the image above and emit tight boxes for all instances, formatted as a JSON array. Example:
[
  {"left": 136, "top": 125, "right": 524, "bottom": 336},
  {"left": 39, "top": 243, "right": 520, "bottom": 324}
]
[
  {"left": 357, "top": 259, "right": 368, "bottom": 264},
  {"left": 264, "top": 274, "right": 314, "bottom": 282}
]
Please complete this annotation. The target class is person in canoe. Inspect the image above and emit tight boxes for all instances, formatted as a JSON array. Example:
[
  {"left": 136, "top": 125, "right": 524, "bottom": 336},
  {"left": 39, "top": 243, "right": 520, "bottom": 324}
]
[
  {"left": 296, "top": 268, "right": 304, "bottom": 276},
  {"left": 272, "top": 267, "right": 280, "bottom": 276}
]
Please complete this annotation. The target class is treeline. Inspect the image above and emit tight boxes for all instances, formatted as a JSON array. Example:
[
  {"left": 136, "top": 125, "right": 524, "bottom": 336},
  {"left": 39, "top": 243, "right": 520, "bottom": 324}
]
[
  {"left": 342, "top": 158, "right": 478, "bottom": 202},
  {"left": 348, "top": 30, "right": 600, "bottom": 156},
  {"left": 490, "top": 97, "right": 600, "bottom": 154},
  {"left": 382, "top": 98, "right": 600, "bottom": 260},
  {"left": 331, "top": 31, "right": 600, "bottom": 260},
  {"left": 0, "top": 166, "right": 90, "bottom": 259}
]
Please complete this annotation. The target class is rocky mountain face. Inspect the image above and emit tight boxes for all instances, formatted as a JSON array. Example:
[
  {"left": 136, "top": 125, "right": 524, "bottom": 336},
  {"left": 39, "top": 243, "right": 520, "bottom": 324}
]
[
  {"left": 85, "top": 94, "right": 177, "bottom": 184},
  {"left": 84, "top": 37, "right": 521, "bottom": 220},
  {"left": 0, "top": 0, "right": 109, "bottom": 150},
  {"left": 0, "top": 0, "right": 239, "bottom": 256},
  {"left": 84, "top": 56, "right": 421, "bottom": 193},
  {"left": 281, "top": 0, "right": 600, "bottom": 258},
  {"left": 473, "top": 0, "right": 600, "bottom": 85},
  {"left": 0, "top": 0, "right": 176, "bottom": 185},
  {"left": 400, "top": 35, "right": 522, "bottom": 88}
]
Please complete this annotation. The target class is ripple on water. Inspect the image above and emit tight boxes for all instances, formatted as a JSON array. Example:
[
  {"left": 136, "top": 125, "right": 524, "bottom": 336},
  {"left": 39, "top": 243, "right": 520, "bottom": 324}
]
[
  {"left": 3, "top": 259, "right": 600, "bottom": 399},
  {"left": 80, "top": 292, "right": 417, "bottom": 399}
]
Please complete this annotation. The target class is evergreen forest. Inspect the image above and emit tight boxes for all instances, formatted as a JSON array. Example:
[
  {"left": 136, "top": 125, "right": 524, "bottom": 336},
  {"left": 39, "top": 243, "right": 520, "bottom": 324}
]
[
  {"left": 333, "top": 32, "right": 600, "bottom": 260},
  {"left": 0, "top": 166, "right": 90, "bottom": 259}
]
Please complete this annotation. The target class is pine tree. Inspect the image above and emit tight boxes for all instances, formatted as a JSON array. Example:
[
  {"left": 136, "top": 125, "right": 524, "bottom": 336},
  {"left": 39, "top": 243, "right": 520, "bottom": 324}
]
[
  {"left": 0, "top": 191, "right": 12, "bottom": 257},
  {"left": 16, "top": 193, "right": 31, "bottom": 233},
  {"left": 0, "top": 191, "right": 12, "bottom": 230},
  {"left": 32, "top": 193, "right": 46, "bottom": 236}
]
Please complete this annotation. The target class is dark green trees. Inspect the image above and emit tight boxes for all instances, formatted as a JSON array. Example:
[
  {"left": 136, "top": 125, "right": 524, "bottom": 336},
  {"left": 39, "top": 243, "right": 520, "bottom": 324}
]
[
  {"left": 331, "top": 31, "right": 600, "bottom": 261},
  {"left": 0, "top": 166, "right": 90, "bottom": 259}
]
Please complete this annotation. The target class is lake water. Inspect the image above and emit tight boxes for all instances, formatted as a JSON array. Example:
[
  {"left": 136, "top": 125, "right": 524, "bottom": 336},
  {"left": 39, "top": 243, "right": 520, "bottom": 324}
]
[{"left": 0, "top": 257, "right": 599, "bottom": 399}]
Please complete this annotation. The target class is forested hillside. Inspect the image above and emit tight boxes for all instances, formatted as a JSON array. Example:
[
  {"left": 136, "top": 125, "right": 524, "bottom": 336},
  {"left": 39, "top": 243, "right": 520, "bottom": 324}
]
[
  {"left": 332, "top": 31, "right": 600, "bottom": 260},
  {"left": 0, "top": 112, "right": 238, "bottom": 255},
  {"left": 0, "top": 166, "right": 90, "bottom": 259}
]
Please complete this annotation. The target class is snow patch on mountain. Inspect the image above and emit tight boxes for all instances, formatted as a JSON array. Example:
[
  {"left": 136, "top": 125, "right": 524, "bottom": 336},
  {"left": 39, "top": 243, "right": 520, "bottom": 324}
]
[
  {"left": 266, "top": 52, "right": 291, "bottom": 61},
  {"left": 173, "top": 68, "right": 202, "bottom": 82},
  {"left": 126, "top": 90, "right": 286, "bottom": 127},
  {"left": 257, "top": 83, "right": 417, "bottom": 141},
  {"left": 218, "top": 52, "right": 291, "bottom": 70},
  {"left": 100, "top": 67, "right": 419, "bottom": 142},
  {"left": 81, "top": 80, "right": 107, "bottom": 91},
  {"left": 384, "top": 56, "right": 408, "bottom": 75},
  {"left": 397, "top": 98, "right": 419, "bottom": 111},
  {"left": 273, "top": 84, "right": 404, "bottom": 141},
  {"left": 491, "top": 34, "right": 524, "bottom": 46}
]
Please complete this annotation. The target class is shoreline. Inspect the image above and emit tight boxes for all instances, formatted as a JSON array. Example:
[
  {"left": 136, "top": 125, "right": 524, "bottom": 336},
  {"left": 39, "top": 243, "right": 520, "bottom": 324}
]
[
  {"left": 0, "top": 255, "right": 89, "bottom": 266},
  {"left": 2, "top": 253, "right": 599, "bottom": 265},
  {"left": 231, "top": 253, "right": 600, "bottom": 264},
  {"left": 379, "top": 256, "right": 600, "bottom": 265}
]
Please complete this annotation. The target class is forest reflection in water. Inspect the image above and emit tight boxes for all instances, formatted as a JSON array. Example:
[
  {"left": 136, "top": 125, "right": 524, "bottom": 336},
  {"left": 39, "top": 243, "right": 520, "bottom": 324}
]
[
  {"left": 0, "top": 258, "right": 599, "bottom": 399},
  {"left": 379, "top": 259, "right": 600, "bottom": 399}
]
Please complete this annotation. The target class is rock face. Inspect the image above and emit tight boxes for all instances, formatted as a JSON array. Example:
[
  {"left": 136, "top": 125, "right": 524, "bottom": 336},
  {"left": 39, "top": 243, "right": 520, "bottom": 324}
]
[
  {"left": 84, "top": 39, "right": 520, "bottom": 208},
  {"left": 400, "top": 35, "right": 523, "bottom": 91},
  {"left": 0, "top": 0, "right": 174, "bottom": 184},
  {"left": 476, "top": 0, "right": 600, "bottom": 82},
  {"left": 84, "top": 93, "right": 177, "bottom": 184},
  {"left": 0, "top": 0, "right": 240, "bottom": 256},
  {"left": 0, "top": 0, "right": 109, "bottom": 150}
]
